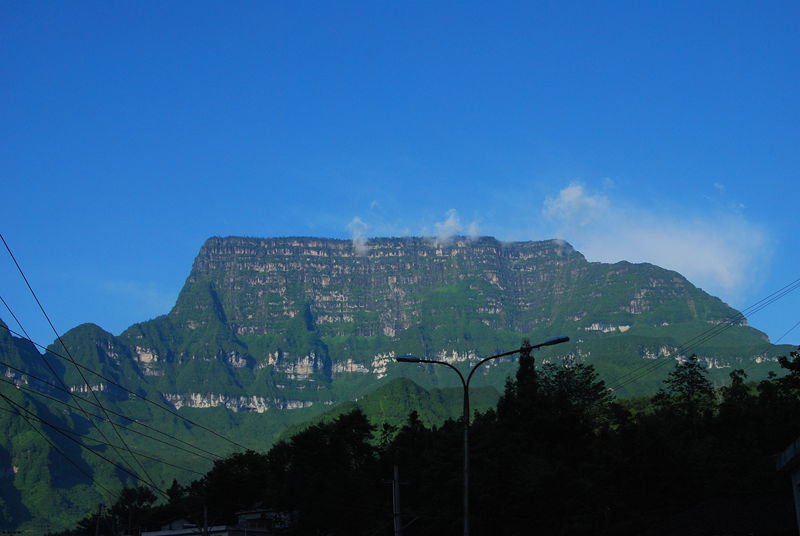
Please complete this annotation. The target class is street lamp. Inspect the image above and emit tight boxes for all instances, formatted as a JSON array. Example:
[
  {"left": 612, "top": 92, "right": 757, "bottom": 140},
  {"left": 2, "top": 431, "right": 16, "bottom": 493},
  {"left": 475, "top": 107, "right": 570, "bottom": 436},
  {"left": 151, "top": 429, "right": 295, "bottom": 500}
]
[{"left": 395, "top": 336, "right": 569, "bottom": 536}]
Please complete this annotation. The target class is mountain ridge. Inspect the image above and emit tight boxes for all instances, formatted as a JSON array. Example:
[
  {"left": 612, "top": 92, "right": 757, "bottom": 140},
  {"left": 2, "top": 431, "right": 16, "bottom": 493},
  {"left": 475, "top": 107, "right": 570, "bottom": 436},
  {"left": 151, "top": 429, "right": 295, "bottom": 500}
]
[
  {"left": 0, "top": 235, "right": 793, "bottom": 531},
  {"left": 45, "top": 235, "right": 780, "bottom": 411}
]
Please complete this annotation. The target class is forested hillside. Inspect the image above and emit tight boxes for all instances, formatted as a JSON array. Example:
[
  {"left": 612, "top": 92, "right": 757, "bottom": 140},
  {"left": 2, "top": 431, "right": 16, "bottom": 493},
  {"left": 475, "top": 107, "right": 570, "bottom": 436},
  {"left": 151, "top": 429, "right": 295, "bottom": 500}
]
[
  {"left": 56, "top": 349, "right": 800, "bottom": 535},
  {"left": 0, "top": 235, "right": 794, "bottom": 531}
]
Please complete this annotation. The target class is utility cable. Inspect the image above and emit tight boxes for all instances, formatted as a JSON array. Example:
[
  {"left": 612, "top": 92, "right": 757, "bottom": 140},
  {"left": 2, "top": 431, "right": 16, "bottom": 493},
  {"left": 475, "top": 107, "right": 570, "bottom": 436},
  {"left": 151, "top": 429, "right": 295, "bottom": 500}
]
[
  {"left": 775, "top": 319, "right": 800, "bottom": 345},
  {"left": 0, "top": 323, "right": 251, "bottom": 451},
  {"left": 0, "top": 405, "right": 205, "bottom": 476},
  {"left": 0, "top": 294, "right": 156, "bottom": 468},
  {"left": 0, "top": 373, "right": 219, "bottom": 462},
  {"left": 607, "top": 276, "right": 800, "bottom": 392},
  {"left": 0, "top": 392, "right": 116, "bottom": 499},
  {"left": 0, "top": 355, "right": 223, "bottom": 459},
  {"left": 0, "top": 391, "right": 168, "bottom": 497},
  {"left": 0, "top": 294, "right": 33, "bottom": 342},
  {"left": 528, "top": 263, "right": 800, "bottom": 393},
  {"left": 0, "top": 294, "right": 91, "bottom": 401},
  {"left": 611, "top": 277, "right": 799, "bottom": 385},
  {"left": 1, "top": 234, "right": 161, "bottom": 491},
  {"left": 671, "top": 278, "right": 800, "bottom": 353},
  {"left": 1, "top": 296, "right": 160, "bottom": 484}
]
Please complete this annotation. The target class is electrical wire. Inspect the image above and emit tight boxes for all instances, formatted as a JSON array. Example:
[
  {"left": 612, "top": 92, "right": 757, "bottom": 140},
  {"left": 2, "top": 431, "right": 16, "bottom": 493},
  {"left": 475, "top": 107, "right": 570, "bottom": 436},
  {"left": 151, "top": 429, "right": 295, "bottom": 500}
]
[
  {"left": 0, "top": 405, "right": 205, "bottom": 476},
  {"left": 0, "top": 303, "right": 157, "bottom": 489},
  {"left": 0, "top": 372, "right": 219, "bottom": 462},
  {"left": 608, "top": 277, "right": 800, "bottom": 386},
  {"left": 672, "top": 278, "right": 800, "bottom": 352},
  {"left": 0, "top": 322, "right": 250, "bottom": 451},
  {"left": 1, "top": 234, "right": 161, "bottom": 491},
  {"left": 0, "top": 295, "right": 32, "bottom": 343},
  {"left": 0, "top": 392, "right": 116, "bottom": 499},
  {"left": 0, "top": 391, "right": 168, "bottom": 497},
  {"left": 774, "top": 319, "right": 800, "bottom": 345},
  {"left": 4, "top": 231, "right": 793, "bottom": 453},
  {"left": 526, "top": 266, "right": 800, "bottom": 395},
  {"left": 608, "top": 277, "right": 800, "bottom": 392},
  {"left": 0, "top": 354, "right": 223, "bottom": 459}
]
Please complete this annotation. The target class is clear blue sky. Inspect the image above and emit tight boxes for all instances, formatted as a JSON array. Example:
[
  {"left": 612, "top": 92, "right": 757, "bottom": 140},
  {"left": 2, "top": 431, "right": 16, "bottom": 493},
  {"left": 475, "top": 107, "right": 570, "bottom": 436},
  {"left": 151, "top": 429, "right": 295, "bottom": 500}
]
[{"left": 2, "top": 1, "right": 799, "bottom": 348}]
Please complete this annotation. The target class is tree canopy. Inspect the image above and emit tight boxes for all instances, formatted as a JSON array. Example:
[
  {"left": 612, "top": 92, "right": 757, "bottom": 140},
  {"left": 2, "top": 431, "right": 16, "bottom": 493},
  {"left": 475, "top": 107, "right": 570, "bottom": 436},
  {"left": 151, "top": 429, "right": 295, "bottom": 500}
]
[{"left": 53, "top": 348, "right": 800, "bottom": 536}]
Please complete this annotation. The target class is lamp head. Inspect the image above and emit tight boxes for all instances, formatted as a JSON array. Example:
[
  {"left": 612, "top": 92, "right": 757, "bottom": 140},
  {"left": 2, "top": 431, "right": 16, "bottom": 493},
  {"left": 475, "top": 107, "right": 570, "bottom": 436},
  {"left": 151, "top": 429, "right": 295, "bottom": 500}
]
[
  {"left": 535, "top": 336, "right": 570, "bottom": 348},
  {"left": 396, "top": 356, "right": 422, "bottom": 363}
]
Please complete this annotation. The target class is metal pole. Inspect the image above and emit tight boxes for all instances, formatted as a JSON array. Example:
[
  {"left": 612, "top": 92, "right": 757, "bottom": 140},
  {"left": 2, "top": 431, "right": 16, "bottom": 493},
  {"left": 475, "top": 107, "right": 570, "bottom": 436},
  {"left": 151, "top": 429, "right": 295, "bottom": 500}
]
[
  {"left": 393, "top": 464, "right": 403, "bottom": 536},
  {"left": 95, "top": 503, "right": 103, "bottom": 536},
  {"left": 395, "top": 336, "right": 568, "bottom": 536},
  {"left": 463, "top": 385, "right": 470, "bottom": 536}
]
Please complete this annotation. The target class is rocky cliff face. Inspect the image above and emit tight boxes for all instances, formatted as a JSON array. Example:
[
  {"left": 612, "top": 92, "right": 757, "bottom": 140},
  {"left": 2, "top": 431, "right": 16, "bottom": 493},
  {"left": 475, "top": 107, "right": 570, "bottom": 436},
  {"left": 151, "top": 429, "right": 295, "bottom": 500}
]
[
  {"left": 180, "top": 236, "right": 734, "bottom": 338},
  {"left": 72, "top": 235, "right": 768, "bottom": 413},
  {"left": 0, "top": 235, "right": 784, "bottom": 416},
  {"left": 0, "top": 236, "right": 792, "bottom": 532}
]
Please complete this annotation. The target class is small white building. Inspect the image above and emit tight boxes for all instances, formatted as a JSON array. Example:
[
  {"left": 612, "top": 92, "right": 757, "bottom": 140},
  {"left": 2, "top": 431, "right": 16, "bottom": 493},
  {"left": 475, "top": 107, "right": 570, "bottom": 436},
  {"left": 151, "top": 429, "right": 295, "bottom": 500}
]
[{"left": 142, "top": 509, "right": 290, "bottom": 536}]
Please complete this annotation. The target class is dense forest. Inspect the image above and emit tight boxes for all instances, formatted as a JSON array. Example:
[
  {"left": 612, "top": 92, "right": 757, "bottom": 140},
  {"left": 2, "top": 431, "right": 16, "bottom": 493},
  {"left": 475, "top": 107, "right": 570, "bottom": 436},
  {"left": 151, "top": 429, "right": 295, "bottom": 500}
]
[
  {"left": 5, "top": 236, "right": 794, "bottom": 531},
  {"left": 56, "top": 348, "right": 800, "bottom": 535}
]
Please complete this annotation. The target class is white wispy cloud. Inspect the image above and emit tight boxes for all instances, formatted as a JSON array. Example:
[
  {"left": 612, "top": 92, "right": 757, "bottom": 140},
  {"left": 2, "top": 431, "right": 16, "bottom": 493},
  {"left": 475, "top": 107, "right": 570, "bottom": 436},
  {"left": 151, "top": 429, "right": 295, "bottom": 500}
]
[
  {"left": 347, "top": 217, "right": 369, "bottom": 255},
  {"left": 542, "top": 183, "right": 771, "bottom": 302},
  {"left": 602, "top": 177, "right": 617, "bottom": 189},
  {"left": 542, "top": 183, "right": 609, "bottom": 228},
  {"left": 433, "top": 209, "right": 461, "bottom": 246},
  {"left": 467, "top": 220, "right": 480, "bottom": 240}
]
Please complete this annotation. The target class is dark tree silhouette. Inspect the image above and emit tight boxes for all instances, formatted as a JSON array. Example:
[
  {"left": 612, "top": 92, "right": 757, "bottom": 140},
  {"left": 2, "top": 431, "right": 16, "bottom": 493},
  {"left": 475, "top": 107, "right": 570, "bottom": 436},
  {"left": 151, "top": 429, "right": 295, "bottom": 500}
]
[{"left": 52, "top": 347, "right": 800, "bottom": 536}]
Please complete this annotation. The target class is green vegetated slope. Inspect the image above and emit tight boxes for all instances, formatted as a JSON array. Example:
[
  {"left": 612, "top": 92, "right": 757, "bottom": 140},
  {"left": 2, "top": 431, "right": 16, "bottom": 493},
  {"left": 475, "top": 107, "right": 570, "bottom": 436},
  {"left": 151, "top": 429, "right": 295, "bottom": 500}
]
[
  {"left": 52, "top": 352, "right": 800, "bottom": 536},
  {"left": 279, "top": 377, "right": 501, "bottom": 440},
  {"left": 0, "top": 236, "right": 793, "bottom": 532}
]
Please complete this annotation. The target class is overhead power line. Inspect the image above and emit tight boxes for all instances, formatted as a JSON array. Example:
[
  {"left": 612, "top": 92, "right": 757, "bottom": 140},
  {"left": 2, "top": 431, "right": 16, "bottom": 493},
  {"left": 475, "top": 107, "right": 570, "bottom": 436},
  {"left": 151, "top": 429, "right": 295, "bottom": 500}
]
[
  {"left": 2, "top": 293, "right": 186, "bottom": 490},
  {"left": 0, "top": 372, "right": 220, "bottom": 462},
  {"left": 0, "top": 393, "right": 116, "bottom": 499},
  {"left": 1, "top": 234, "right": 161, "bottom": 491},
  {"left": 0, "top": 293, "right": 125, "bottom": 433},
  {"left": 0, "top": 391, "right": 168, "bottom": 497},
  {"left": 672, "top": 278, "right": 800, "bottom": 352},
  {"left": 0, "top": 323, "right": 250, "bottom": 451},
  {"left": 775, "top": 319, "right": 800, "bottom": 345},
  {"left": 0, "top": 404, "right": 205, "bottom": 476},
  {"left": 607, "top": 277, "right": 800, "bottom": 392}
]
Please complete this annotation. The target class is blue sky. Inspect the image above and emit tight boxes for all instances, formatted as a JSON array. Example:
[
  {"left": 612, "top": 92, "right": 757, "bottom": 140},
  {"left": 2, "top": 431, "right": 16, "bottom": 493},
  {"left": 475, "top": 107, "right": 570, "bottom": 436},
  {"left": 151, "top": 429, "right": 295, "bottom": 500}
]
[{"left": 2, "top": 1, "right": 799, "bottom": 347}]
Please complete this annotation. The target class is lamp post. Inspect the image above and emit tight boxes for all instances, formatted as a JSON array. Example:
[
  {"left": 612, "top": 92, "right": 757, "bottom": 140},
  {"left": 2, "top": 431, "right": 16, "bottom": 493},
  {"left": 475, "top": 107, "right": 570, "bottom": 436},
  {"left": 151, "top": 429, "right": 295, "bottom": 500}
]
[{"left": 395, "top": 336, "right": 569, "bottom": 536}]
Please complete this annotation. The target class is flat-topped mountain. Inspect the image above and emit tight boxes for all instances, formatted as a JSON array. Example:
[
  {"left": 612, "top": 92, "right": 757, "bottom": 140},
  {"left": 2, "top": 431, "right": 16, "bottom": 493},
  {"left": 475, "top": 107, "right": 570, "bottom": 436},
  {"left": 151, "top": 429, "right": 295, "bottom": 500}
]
[
  {"left": 0, "top": 236, "right": 792, "bottom": 531},
  {"left": 108, "top": 236, "right": 769, "bottom": 398},
  {"left": 29, "top": 236, "right": 783, "bottom": 418},
  {"left": 176, "top": 235, "right": 739, "bottom": 337}
]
